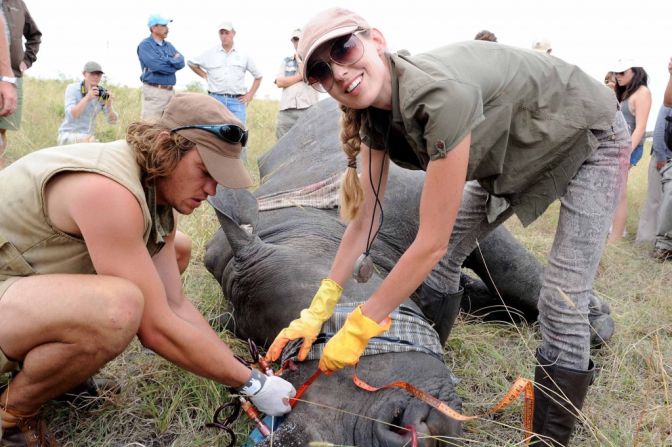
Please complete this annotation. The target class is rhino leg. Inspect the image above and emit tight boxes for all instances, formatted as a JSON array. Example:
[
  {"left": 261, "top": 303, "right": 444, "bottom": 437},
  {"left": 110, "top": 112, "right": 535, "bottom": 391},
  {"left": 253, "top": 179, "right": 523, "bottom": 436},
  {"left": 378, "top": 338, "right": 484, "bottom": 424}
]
[{"left": 462, "top": 226, "right": 614, "bottom": 345}]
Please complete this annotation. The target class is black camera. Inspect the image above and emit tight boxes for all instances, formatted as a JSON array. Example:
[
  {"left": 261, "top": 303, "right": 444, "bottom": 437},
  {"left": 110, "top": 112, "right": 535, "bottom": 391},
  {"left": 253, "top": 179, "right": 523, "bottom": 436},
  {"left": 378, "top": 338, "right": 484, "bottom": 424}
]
[{"left": 96, "top": 86, "right": 110, "bottom": 101}]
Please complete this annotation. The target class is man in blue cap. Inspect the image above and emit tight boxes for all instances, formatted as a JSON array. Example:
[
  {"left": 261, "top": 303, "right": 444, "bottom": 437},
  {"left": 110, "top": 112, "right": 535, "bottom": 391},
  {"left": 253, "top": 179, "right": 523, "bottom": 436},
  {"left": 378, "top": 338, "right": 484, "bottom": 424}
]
[{"left": 137, "top": 14, "right": 185, "bottom": 120}]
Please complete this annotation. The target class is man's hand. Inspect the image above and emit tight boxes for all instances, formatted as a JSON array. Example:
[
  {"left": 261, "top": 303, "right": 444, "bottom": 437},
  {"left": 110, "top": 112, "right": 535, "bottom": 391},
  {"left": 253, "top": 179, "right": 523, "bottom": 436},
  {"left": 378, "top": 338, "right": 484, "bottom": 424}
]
[
  {"left": 266, "top": 279, "right": 342, "bottom": 362},
  {"left": 0, "top": 80, "right": 16, "bottom": 116},
  {"left": 245, "top": 374, "right": 296, "bottom": 416},
  {"left": 239, "top": 91, "right": 253, "bottom": 105}
]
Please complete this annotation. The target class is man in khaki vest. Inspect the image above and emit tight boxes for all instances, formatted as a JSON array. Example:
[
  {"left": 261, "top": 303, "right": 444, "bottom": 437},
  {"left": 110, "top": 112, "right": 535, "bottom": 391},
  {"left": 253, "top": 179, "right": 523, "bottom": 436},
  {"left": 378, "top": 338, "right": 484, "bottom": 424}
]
[{"left": 0, "top": 93, "right": 295, "bottom": 446}]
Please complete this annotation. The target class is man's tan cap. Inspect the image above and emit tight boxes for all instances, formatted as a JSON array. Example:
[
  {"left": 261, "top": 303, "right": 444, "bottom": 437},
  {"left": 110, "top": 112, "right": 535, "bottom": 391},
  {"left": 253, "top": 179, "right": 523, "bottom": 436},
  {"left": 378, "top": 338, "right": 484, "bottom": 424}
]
[
  {"left": 218, "top": 21, "right": 234, "bottom": 32},
  {"left": 158, "top": 93, "right": 253, "bottom": 189},
  {"left": 298, "top": 8, "right": 370, "bottom": 82}
]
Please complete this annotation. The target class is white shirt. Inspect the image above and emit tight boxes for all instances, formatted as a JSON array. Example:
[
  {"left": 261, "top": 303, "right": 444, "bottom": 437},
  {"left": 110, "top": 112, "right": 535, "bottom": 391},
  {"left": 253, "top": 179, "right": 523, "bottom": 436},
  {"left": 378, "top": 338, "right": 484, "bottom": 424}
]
[{"left": 189, "top": 45, "right": 262, "bottom": 95}]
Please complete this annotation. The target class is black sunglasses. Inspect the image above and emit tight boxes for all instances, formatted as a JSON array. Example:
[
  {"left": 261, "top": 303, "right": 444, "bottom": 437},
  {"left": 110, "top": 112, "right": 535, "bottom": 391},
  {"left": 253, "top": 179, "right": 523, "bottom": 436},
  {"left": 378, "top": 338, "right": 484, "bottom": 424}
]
[
  {"left": 306, "top": 29, "right": 367, "bottom": 93},
  {"left": 171, "top": 124, "right": 248, "bottom": 147}
]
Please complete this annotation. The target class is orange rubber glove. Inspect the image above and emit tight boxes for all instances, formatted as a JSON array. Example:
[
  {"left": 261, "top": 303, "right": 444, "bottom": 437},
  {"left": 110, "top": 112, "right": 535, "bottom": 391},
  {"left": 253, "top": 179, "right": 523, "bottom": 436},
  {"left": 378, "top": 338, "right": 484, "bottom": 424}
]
[
  {"left": 266, "top": 278, "right": 342, "bottom": 362},
  {"left": 318, "top": 305, "right": 392, "bottom": 373}
]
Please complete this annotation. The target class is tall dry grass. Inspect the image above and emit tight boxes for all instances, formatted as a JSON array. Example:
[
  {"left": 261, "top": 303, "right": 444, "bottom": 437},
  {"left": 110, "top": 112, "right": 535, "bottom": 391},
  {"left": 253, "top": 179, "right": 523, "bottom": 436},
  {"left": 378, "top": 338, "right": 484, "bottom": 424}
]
[{"left": 1, "top": 77, "right": 670, "bottom": 446}]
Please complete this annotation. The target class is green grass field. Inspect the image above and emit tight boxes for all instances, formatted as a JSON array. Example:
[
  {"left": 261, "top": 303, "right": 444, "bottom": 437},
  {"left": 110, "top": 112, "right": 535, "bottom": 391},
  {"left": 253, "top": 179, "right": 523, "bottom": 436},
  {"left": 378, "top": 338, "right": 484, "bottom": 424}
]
[{"left": 1, "top": 78, "right": 670, "bottom": 446}]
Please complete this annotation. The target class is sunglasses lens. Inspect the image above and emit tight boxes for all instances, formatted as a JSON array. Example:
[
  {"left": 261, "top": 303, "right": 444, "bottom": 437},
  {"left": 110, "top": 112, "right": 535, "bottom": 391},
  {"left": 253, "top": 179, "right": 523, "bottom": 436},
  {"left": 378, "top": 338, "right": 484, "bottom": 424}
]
[
  {"left": 307, "top": 61, "right": 331, "bottom": 92},
  {"left": 330, "top": 33, "right": 363, "bottom": 65},
  {"left": 218, "top": 125, "right": 248, "bottom": 146}
]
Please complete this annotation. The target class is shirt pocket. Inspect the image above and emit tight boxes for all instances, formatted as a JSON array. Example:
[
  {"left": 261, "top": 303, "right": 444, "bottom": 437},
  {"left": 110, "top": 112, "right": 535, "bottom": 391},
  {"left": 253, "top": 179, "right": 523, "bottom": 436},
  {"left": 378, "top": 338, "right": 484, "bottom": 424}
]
[{"left": 0, "top": 234, "right": 35, "bottom": 278}]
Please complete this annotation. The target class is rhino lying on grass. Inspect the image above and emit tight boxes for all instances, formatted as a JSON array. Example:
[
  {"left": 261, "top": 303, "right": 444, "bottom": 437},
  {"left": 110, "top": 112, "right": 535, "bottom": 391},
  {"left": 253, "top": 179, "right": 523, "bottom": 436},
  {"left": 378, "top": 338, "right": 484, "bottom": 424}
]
[{"left": 204, "top": 99, "right": 612, "bottom": 446}]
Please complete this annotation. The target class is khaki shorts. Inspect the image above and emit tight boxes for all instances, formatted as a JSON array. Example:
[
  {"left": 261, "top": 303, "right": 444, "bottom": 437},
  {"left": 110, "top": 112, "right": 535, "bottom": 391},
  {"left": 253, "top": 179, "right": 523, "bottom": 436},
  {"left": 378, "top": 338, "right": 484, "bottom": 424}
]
[
  {"left": 0, "top": 77, "right": 24, "bottom": 130},
  {"left": 0, "top": 277, "right": 21, "bottom": 373}
]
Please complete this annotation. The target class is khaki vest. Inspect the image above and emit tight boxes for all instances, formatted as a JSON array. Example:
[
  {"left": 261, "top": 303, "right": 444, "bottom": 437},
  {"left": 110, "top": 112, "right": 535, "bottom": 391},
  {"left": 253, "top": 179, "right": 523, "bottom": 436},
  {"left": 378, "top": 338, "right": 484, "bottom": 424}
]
[{"left": 0, "top": 140, "right": 174, "bottom": 281}]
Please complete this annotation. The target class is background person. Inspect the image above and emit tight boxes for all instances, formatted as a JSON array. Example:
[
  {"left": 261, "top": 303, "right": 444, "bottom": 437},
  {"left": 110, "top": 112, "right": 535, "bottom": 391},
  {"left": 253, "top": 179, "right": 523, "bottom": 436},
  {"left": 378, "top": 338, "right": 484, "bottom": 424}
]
[
  {"left": 604, "top": 71, "right": 616, "bottom": 91},
  {"left": 0, "top": 93, "right": 294, "bottom": 445},
  {"left": 188, "top": 21, "right": 262, "bottom": 126},
  {"left": 137, "top": 14, "right": 184, "bottom": 121},
  {"left": 274, "top": 28, "right": 319, "bottom": 140},
  {"left": 664, "top": 57, "right": 672, "bottom": 107},
  {"left": 56, "top": 61, "right": 118, "bottom": 145},
  {"left": 473, "top": 30, "right": 497, "bottom": 42},
  {"left": 0, "top": 0, "right": 40, "bottom": 167},
  {"left": 635, "top": 102, "right": 672, "bottom": 244},
  {"left": 608, "top": 59, "right": 652, "bottom": 242},
  {"left": 531, "top": 38, "right": 552, "bottom": 55},
  {"left": 0, "top": 15, "right": 17, "bottom": 120},
  {"left": 267, "top": 8, "right": 629, "bottom": 447}
]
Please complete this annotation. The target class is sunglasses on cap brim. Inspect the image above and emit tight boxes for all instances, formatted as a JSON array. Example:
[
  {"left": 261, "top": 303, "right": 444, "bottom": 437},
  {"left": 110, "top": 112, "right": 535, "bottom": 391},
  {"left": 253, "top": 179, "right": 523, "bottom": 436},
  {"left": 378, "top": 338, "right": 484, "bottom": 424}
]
[
  {"left": 170, "top": 124, "right": 248, "bottom": 147},
  {"left": 306, "top": 28, "right": 368, "bottom": 93}
]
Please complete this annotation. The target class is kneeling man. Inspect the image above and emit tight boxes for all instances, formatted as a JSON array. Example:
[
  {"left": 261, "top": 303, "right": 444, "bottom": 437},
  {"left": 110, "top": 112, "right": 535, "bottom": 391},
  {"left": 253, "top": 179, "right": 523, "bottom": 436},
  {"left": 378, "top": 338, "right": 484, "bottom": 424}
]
[{"left": 0, "top": 93, "right": 295, "bottom": 445}]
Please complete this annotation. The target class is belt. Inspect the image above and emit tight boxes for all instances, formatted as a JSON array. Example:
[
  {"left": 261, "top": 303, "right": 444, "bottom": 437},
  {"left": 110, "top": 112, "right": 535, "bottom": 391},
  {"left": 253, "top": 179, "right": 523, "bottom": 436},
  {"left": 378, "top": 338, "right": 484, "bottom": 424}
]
[
  {"left": 144, "top": 82, "right": 173, "bottom": 90},
  {"left": 209, "top": 91, "right": 243, "bottom": 98}
]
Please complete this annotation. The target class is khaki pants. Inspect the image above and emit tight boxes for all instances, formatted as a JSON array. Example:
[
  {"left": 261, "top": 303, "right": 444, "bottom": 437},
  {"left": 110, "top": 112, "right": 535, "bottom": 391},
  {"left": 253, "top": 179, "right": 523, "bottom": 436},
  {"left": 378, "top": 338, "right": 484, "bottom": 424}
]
[{"left": 141, "top": 84, "right": 174, "bottom": 121}]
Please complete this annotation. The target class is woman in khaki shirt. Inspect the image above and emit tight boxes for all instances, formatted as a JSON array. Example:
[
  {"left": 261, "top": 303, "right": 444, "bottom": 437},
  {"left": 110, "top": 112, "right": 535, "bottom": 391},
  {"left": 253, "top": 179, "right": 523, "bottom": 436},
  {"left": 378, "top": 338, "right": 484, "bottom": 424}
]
[{"left": 266, "top": 8, "right": 630, "bottom": 446}]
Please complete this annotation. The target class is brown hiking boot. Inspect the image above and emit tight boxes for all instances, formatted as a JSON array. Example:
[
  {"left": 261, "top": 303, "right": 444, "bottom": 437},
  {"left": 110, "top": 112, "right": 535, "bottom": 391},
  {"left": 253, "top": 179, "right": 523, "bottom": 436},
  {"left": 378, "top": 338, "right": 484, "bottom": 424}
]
[{"left": 0, "top": 407, "right": 59, "bottom": 447}]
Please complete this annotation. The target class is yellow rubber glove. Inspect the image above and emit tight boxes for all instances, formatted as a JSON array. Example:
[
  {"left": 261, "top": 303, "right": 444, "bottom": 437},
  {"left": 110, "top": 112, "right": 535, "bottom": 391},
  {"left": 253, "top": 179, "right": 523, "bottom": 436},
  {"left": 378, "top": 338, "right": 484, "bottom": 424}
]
[
  {"left": 266, "top": 278, "right": 342, "bottom": 362},
  {"left": 319, "top": 305, "right": 392, "bottom": 373}
]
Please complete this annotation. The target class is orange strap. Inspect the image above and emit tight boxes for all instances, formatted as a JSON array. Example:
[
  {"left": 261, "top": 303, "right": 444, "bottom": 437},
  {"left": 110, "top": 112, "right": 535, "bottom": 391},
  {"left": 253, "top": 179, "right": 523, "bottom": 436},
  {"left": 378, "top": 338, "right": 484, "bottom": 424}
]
[
  {"left": 289, "top": 369, "right": 322, "bottom": 408},
  {"left": 353, "top": 366, "right": 535, "bottom": 444}
]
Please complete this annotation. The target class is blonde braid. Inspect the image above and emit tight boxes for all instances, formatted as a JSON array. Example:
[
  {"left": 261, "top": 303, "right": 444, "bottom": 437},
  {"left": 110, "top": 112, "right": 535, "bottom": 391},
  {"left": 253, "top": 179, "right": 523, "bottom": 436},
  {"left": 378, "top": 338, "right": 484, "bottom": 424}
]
[{"left": 339, "top": 105, "right": 365, "bottom": 222}]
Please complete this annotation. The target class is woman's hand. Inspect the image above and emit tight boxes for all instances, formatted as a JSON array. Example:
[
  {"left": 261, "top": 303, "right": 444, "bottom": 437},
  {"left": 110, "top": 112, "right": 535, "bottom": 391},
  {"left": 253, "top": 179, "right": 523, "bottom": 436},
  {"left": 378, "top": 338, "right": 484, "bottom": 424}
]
[{"left": 318, "top": 305, "right": 391, "bottom": 372}]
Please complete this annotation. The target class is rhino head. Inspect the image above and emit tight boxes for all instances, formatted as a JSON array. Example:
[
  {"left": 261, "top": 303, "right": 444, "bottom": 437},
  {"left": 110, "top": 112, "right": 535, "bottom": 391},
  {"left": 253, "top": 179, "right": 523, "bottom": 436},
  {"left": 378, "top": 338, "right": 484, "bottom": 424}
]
[{"left": 204, "top": 188, "right": 463, "bottom": 446}]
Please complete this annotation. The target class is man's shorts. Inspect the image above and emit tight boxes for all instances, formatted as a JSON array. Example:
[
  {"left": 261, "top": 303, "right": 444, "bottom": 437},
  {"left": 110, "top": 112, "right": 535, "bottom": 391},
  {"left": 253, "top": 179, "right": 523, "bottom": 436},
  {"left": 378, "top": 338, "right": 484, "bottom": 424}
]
[
  {"left": 0, "top": 277, "right": 21, "bottom": 373},
  {"left": 630, "top": 143, "right": 644, "bottom": 166},
  {"left": 0, "top": 77, "right": 24, "bottom": 131}
]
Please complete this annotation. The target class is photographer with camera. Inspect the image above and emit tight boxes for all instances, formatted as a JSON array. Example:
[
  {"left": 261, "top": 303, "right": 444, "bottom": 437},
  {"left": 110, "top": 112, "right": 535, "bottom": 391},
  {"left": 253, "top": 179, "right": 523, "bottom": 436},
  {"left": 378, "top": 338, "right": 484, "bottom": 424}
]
[{"left": 57, "top": 61, "right": 118, "bottom": 145}]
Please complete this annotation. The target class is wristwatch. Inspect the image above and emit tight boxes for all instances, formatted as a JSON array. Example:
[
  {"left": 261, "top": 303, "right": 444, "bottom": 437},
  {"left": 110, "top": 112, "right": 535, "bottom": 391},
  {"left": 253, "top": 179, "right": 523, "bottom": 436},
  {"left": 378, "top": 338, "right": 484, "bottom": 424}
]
[{"left": 0, "top": 76, "right": 17, "bottom": 85}]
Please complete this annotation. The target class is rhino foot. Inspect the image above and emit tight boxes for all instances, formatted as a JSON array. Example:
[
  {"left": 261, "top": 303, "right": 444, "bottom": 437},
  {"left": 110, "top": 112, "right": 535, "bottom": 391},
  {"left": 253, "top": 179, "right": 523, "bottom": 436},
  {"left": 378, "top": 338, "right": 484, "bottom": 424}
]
[{"left": 589, "top": 313, "right": 615, "bottom": 348}]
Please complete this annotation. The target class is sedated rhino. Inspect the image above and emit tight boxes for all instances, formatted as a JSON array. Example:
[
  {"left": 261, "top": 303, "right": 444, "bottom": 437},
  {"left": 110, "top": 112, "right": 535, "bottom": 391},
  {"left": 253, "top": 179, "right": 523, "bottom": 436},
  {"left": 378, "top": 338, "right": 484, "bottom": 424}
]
[{"left": 204, "top": 98, "right": 612, "bottom": 446}]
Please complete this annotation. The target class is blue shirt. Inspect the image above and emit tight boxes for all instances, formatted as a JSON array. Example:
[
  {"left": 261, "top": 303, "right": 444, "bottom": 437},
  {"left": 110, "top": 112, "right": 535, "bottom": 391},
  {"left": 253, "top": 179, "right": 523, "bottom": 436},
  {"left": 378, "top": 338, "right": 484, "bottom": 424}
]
[
  {"left": 137, "top": 36, "right": 185, "bottom": 86},
  {"left": 58, "top": 81, "right": 115, "bottom": 135},
  {"left": 652, "top": 105, "right": 672, "bottom": 163}
]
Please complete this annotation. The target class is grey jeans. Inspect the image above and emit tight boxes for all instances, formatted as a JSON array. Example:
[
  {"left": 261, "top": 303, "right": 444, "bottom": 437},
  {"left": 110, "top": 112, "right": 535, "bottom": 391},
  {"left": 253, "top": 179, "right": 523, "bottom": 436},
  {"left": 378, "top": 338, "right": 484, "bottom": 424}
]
[
  {"left": 655, "top": 160, "right": 672, "bottom": 250},
  {"left": 427, "top": 111, "right": 630, "bottom": 370}
]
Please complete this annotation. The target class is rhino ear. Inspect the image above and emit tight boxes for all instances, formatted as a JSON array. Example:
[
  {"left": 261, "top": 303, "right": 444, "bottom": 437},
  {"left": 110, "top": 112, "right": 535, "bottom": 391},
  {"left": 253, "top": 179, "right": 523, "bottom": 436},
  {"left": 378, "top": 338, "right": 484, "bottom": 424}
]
[
  {"left": 207, "top": 186, "right": 259, "bottom": 252},
  {"left": 208, "top": 185, "right": 259, "bottom": 229}
]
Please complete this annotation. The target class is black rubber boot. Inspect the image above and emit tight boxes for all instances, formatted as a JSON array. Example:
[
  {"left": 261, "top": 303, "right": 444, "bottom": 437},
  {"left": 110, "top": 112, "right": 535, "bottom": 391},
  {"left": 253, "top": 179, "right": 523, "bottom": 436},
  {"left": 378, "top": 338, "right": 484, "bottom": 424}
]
[
  {"left": 414, "top": 284, "right": 463, "bottom": 345},
  {"left": 530, "top": 349, "right": 595, "bottom": 446}
]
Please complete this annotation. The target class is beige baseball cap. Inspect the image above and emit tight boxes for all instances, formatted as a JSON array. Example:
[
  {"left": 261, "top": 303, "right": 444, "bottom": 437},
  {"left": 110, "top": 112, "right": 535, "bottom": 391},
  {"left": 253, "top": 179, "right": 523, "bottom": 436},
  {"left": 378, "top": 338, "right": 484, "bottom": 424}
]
[
  {"left": 298, "top": 7, "right": 370, "bottom": 81},
  {"left": 158, "top": 93, "right": 253, "bottom": 189},
  {"left": 218, "top": 21, "right": 234, "bottom": 31}
]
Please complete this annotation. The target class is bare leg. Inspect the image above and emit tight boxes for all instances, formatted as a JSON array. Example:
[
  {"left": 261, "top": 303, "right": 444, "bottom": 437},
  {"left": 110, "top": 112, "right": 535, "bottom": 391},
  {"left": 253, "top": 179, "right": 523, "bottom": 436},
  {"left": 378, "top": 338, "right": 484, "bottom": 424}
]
[
  {"left": 174, "top": 230, "right": 192, "bottom": 274},
  {"left": 0, "top": 274, "right": 143, "bottom": 414},
  {"left": 608, "top": 168, "right": 630, "bottom": 243}
]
